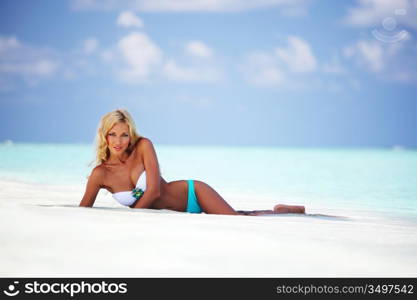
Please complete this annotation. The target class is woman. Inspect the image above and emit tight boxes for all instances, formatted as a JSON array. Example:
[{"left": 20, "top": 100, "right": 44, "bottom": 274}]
[{"left": 79, "top": 109, "right": 306, "bottom": 216}]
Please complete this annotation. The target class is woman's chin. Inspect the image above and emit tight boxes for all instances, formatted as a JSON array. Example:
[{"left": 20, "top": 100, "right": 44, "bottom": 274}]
[{"left": 110, "top": 148, "right": 126, "bottom": 155}]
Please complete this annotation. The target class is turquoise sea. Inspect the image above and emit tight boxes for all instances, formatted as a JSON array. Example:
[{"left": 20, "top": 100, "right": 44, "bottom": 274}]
[{"left": 1, "top": 143, "right": 416, "bottom": 220}]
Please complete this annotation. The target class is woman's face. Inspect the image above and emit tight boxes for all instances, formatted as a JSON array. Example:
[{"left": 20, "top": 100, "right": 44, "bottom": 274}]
[{"left": 106, "top": 122, "right": 131, "bottom": 156}]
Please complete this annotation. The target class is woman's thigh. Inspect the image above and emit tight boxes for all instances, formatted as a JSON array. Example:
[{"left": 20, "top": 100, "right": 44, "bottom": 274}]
[{"left": 193, "top": 180, "right": 239, "bottom": 215}]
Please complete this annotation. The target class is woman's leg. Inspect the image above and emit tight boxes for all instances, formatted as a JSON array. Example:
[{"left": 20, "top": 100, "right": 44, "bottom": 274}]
[
  {"left": 273, "top": 204, "right": 305, "bottom": 214},
  {"left": 193, "top": 181, "right": 305, "bottom": 216},
  {"left": 193, "top": 180, "right": 240, "bottom": 215},
  {"left": 236, "top": 210, "right": 274, "bottom": 216},
  {"left": 237, "top": 205, "right": 305, "bottom": 216}
]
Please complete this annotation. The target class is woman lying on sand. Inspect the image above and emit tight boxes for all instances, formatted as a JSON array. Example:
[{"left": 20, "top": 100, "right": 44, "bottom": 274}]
[{"left": 79, "top": 109, "right": 306, "bottom": 216}]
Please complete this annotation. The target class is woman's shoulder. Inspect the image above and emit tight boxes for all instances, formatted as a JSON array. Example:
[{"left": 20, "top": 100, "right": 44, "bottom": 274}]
[
  {"left": 134, "top": 136, "right": 154, "bottom": 152},
  {"left": 91, "top": 164, "right": 107, "bottom": 180}
]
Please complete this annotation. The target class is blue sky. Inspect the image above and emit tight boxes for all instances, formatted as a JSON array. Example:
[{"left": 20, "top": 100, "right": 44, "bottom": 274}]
[{"left": 1, "top": 0, "right": 416, "bottom": 147}]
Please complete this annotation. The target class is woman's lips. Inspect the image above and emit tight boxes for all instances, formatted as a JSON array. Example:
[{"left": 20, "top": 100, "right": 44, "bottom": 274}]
[{"left": 114, "top": 146, "right": 122, "bottom": 151}]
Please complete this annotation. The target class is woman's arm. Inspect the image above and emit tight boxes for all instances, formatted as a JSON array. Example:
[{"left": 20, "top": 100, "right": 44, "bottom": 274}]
[
  {"left": 79, "top": 166, "right": 103, "bottom": 207},
  {"left": 130, "top": 138, "right": 161, "bottom": 209}
]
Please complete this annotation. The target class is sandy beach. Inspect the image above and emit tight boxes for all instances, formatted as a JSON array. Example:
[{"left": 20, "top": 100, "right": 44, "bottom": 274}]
[{"left": 1, "top": 179, "right": 417, "bottom": 277}]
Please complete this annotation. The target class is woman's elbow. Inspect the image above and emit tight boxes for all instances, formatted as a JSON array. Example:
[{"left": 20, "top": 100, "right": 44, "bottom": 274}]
[
  {"left": 153, "top": 189, "right": 161, "bottom": 199},
  {"left": 147, "top": 189, "right": 161, "bottom": 202},
  {"left": 148, "top": 186, "right": 160, "bottom": 199}
]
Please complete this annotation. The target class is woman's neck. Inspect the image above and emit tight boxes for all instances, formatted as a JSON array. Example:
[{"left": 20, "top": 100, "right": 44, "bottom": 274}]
[{"left": 107, "top": 151, "right": 129, "bottom": 164}]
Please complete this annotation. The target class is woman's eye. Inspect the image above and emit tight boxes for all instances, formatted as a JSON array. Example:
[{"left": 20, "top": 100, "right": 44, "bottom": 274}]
[{"left": 108, "top": 133, "right": 128, "bottom": 137}]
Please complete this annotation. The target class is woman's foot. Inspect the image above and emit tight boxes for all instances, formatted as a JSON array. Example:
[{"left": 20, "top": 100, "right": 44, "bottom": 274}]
[{"left": 273, "top": 204, "right": 305, "bottom": 214}]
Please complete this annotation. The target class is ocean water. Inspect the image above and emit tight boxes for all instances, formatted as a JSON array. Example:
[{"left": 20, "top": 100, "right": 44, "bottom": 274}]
[{"left": 1, "top": 143, "right": 416, "bottom": 219}]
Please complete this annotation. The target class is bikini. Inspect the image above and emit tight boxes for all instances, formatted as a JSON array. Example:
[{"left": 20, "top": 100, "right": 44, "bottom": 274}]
[
  {"left": 112, "top": 170, "right": 147, "bottom": 207},
  {"left": 186, "top": 180, "right": 202, "bottom": 213},
  {"left": 111, "top": 170, "right": 202, "bottom": 213}
]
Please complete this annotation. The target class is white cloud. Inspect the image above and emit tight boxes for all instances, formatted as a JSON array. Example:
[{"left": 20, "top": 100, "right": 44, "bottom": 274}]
[
  {"left": 185, "top": 41, "right": 213, "bottom": 58},
  {"left": 390, "top": 70, "right": 415, "bottom": 82},
  {"left": 163, "top": 60, "right": 195, "bottom": 81},
  {"left": 322, "top": 56, "right": 347, "bottom": 75},
  {"left": 275, "top": 36, "right": 317, "bottom": 73},
  {"left": 117, "top": 11, "right": 144, "bottom": 28},
  {"left": 240, "top": 37, "right": 362, "bottom": 90},
  {"left": 163, "top": 60, "right": 221, "bottom": 82},
  {"left": 240, "top": 36, "right": 318, "bottom": 87},
  {"left": 0, "top": 60, "right": 58, "bottom": 76},
  {"left": 343, "top": 0, "right": 417, "bottom": 29},
  {"left": 0, "top": 36, "right": 20, "bottom": 52},
  {"left": 240, "top": 52, "right": 284, "bottom": 86},
  {"left": 162, "top": 41, "right": 220, "bottom": 82},
  {"left": 343, "top": 36, "right": 415, "bottom": 82},
  {"left": 100, "top": 49, "right": 114, "bottom": 62},
  {"left": 83, "top": 38, "right": 98, "bottom": 54},
  {"left": 117, "top": 32, "right": 162, "bottom": 82},
  {"left": 0, "top": 39, "right": 58, "bottom": 74},
  {"left": 98, "top": 34, "right": 221, "bottom": 83},
  {"left": 0, "top": 36, "right": 59, "bottom": 89},
  {"left": 358, "top": 41, "right": 384, "bottom": 72},
  {"left": 345, "top": 40, "right": 389, "bottom": 72},
  {"left": 71, "top": 0, "right": 311, "bottom": 13}
]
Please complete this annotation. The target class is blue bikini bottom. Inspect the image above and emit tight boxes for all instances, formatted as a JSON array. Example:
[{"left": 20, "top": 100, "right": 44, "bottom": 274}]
[{"left": 186, "top": 180, "right": 203, "bottom": 213}]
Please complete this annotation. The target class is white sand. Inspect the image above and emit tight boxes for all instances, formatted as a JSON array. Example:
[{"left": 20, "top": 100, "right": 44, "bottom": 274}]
[{"left": 1, "top": 179, "right": 417, "bottom": 277}]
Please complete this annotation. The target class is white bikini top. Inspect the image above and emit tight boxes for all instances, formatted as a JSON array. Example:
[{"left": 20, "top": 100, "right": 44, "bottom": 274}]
[{"left": 112, "top": 171, "right": 147, "bottom": 206}]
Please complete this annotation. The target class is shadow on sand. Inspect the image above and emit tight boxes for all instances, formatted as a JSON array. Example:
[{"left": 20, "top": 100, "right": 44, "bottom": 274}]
[
  {"left": 36, "top": 205, "right": 351, "bottom": 220},
  {"left": 36, "top": 204, "right": 178, "bottom": 214},
  {"left": 264, "top": 213, "right": 351, "bottom": 221},
  {"left": 36, "top": 204, "right": 126, "bottom": 211}
]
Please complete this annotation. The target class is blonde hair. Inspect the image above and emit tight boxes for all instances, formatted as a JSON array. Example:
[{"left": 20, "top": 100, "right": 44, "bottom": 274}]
[{"left": 94, "top": 109, "right": 142, "bottom": 166}]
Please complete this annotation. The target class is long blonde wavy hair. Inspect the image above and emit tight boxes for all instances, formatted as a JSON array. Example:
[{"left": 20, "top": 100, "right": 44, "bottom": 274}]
[{"left": 94, "top": 109, "right": 142, "bottom": 166}]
